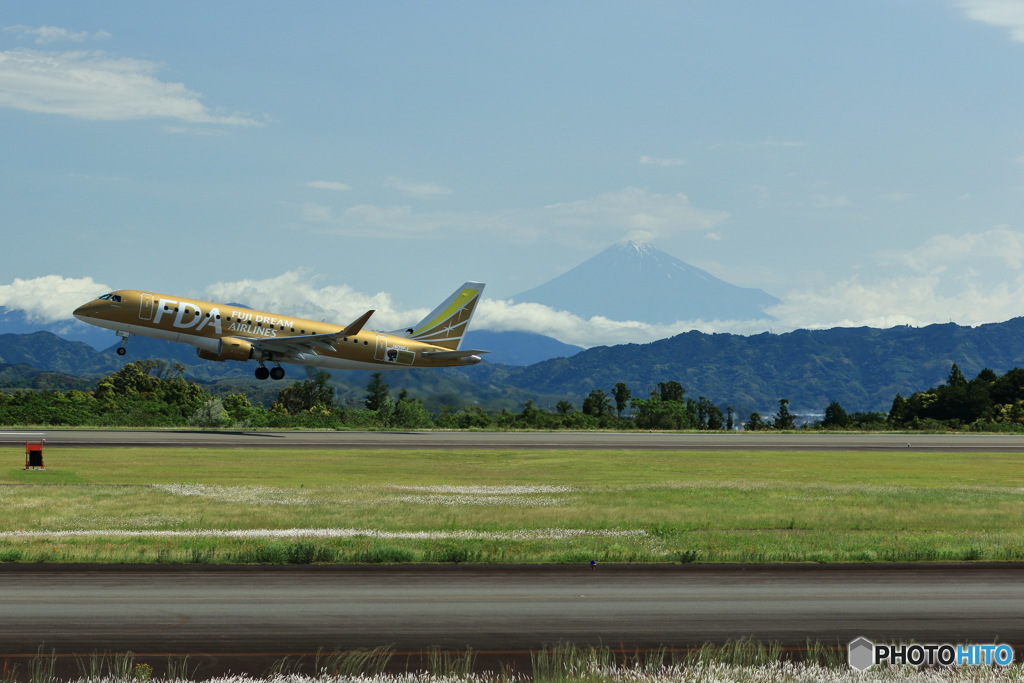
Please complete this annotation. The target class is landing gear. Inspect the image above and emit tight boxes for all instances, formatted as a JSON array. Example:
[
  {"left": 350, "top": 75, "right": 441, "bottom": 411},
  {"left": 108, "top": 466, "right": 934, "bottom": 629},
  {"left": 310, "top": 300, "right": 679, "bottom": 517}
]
[
  {"left": 115, "top": 331, "right": 130, "bottom": 356},
  {"left": 255, "top": 362, "right": 285, "bottom": 381}
]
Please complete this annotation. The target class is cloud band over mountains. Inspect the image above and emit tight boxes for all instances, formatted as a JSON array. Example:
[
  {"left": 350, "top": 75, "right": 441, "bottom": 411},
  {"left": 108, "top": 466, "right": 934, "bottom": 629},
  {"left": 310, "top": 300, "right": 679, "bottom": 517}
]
[{"left": 10, "top": 227, "right": 1024, "bottom": 348}]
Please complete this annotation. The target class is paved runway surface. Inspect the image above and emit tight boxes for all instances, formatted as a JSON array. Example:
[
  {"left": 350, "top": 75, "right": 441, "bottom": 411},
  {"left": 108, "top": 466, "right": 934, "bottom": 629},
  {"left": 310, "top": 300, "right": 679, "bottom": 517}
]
[
  {"left": 3, "top": 429, "right": 1024, "bottom": 450},
  {"left": 0, "top": 564, "right": 1022, "bottom": 675}
]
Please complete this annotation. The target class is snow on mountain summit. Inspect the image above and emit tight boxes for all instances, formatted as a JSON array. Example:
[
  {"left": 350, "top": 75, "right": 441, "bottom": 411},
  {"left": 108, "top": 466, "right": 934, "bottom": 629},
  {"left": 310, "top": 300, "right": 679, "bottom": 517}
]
[{"left": 512, "top": 242, "right": 779, "bottom": 324}]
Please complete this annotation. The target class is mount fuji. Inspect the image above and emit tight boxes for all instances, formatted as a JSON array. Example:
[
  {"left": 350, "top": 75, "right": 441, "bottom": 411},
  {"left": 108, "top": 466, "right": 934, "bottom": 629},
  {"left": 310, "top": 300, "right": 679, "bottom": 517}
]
[{"left": 511, "top": 241, "right": 780, "bottom": 324}]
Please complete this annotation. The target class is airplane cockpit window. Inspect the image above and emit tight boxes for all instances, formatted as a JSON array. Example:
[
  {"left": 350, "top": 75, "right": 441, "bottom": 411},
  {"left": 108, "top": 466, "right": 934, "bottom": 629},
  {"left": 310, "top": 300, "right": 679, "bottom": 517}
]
[
  {"left": 98, "top": 294, "right": 112, "bottom": 300},
  {"left": 110, "top": 295, "right": 122, "bottom": 302}
]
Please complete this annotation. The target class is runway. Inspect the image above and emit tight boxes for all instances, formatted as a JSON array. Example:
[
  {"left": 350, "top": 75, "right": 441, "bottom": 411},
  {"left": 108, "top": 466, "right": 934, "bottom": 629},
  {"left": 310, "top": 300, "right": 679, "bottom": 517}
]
[
  {"left": 0, "top": 564, "right": 1021, "bottom": 675},
  {"left": 1, "top": 430, "right": 1022, "bottom": 675},
  {"left": 2, "top": 429, "right": 1024, "bottom": 450}
]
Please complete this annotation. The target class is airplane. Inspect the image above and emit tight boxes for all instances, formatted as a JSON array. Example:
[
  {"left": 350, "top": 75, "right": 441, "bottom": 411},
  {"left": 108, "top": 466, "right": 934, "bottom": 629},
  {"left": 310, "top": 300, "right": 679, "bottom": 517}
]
[{"left": 73, "top": 282, "right": 488, "bottom": 380}]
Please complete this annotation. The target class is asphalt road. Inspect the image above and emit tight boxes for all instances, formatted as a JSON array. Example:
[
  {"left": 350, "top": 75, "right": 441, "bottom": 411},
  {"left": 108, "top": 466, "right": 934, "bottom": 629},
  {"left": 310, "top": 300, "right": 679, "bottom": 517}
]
[
  {"left": 2, "top": 429, "right": 1024, "bottom": 450},
  {"left": 0, "top": 564, "right": 1021, "bottom": 676}
]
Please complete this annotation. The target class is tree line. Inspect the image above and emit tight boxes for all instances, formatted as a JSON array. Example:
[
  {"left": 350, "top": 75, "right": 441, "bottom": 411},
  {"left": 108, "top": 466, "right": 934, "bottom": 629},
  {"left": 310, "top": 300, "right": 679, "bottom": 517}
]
[{"left": 3, "top": 360, "right": 1024, "bottom": 431}]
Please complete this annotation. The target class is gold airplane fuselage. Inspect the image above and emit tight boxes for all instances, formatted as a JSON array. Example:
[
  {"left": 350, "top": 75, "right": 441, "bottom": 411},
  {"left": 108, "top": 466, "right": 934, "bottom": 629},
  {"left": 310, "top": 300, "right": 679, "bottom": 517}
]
[{"left": 73, "top": 289, "right": 482, "bottom": 372}]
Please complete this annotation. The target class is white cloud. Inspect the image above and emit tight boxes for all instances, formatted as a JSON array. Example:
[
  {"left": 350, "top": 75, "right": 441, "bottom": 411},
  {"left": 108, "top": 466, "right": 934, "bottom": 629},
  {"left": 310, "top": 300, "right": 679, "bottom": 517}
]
[
  {"left": 386, "top": 176, "right": 452, "bottom": 198},
  {"left": 199, "top": 271, "right": 768, "bottom": 347},
  {"left": 769, "top": 274, "right": 1024, "bottom": 330},
  {"left": 766, "top": 228, "right": 1024, "bottom": 331},
  {"left": 876, "top": 227, "right": 1024, "bottom": 273},
  {"left": 958, "top": 0, "right": 1024, "bottom": 41},
  {"left": 639, "top": 155, "right": 685, "bottom": 166},
  {"left": 203, "top": 270, "right": 421, "bottom": 331},
  {"left": 18, "top": 229, "right": 1020, "bottom": 348},
  {"left": 297, "top": 187, "right": 728, "bottom": 247},
  {"left": 0, "top": 275, "right": 109, "bottom": 322},
  {"left": 476, "top": 298, "right": 771, "bottom": 347},
  {"left": 308, "top": 180, "right": 352, "bottom": 191},
  {"left": 0, "top": 47, "right": 261, "bottom": 125},
  {"left": 542, "top": 188, "right": 729, "bottom": 243},
  {"left": 3, "top": 25, "right": 110, "bottom": 45}
]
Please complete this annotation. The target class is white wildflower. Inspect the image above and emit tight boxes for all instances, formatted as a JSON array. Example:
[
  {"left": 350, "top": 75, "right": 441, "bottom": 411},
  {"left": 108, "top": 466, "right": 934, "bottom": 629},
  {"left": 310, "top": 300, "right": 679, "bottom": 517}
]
[{"left": 151, "top": 484, "right": 308, "bottom": 505}]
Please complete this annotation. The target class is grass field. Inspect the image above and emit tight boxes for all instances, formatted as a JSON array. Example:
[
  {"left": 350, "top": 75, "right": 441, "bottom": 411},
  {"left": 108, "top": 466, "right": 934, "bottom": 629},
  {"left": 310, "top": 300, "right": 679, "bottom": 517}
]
[
  {"left": 6, "top": 642, "right": 1024, "bottom": 683},
  {"left": 9, "top": 642, "right": 1023, "bottom": 682},
  {"left": 1, "top": 447, "right": 1022, "bottom": 564}
]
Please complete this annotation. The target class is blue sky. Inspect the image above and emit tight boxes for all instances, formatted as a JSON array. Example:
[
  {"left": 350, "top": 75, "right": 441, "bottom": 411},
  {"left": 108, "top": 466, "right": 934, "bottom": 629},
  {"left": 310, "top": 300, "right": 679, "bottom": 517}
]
[{"left": 3, "top": 1, "right": 1024, "bottom": 346}]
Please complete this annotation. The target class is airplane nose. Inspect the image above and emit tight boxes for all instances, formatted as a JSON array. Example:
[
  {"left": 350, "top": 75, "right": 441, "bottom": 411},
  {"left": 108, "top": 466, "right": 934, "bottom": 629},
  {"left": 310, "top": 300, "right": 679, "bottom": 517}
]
[{"left": 73, "top": 302, "right": 94, "bottom": 320}]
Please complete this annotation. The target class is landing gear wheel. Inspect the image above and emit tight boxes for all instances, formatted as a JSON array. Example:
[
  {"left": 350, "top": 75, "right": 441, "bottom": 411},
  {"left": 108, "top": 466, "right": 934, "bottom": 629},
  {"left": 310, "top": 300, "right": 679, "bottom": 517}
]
[
  {"left": 254, "top": 366, "right": 270, "bottom": 380},
  {"left": 269, "top": 366, "right": 285, "bottom": 380},
  {"left": 116, "top": 347, "right": 127, "bottom": 356}
]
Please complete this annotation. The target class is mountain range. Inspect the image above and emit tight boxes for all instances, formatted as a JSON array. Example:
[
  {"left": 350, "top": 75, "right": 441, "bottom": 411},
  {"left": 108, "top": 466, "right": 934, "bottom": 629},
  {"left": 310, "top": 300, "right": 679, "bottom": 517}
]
[
  {"left": 4, "top": 316, "right": 1024, "bottom": 416},
  {"left": 3, "top": 241, "right": 1019, "bottom": 418},
  {"left": 512, "top": 241, "right": 780, "bottom": 323}
]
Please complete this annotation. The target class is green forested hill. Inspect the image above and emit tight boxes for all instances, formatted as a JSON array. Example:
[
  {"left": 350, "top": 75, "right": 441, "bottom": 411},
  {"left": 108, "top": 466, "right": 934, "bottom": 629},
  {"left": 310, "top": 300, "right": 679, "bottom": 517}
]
[
  {"left": 495, "top": 318, "right": 1024, "bottom": 414},
  {"left": 6, "top": 318, "right": 1024, "bottom": 415}
]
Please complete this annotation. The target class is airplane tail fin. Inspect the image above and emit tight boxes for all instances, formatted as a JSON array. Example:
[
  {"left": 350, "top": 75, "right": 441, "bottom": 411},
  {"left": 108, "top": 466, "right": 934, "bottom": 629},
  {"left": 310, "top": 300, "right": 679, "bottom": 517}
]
[{"left": 396, "top": 282, "right": 485, "bottom": 350}]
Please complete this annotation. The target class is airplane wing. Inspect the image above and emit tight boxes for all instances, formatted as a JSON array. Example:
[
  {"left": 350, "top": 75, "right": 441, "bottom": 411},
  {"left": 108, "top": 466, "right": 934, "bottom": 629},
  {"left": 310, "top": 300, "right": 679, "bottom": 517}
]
[
  {"left": 239, "top": 310, "right": 374, "bottom": 358},
  {"left": 420, "top": 349, "right": 489, "bottom": 359}
]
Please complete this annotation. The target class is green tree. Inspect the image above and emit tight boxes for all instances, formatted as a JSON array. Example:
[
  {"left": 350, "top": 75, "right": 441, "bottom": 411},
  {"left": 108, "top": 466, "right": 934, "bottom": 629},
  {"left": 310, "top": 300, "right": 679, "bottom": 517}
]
[
  {"left": 976, "top": 368, "right": 998, "bottom": 384},
  {"left": 518, "top": 399, "right": 550, "bottom": 428},
  {"left": 632, "top": 396, "right": 698, "bottom": 430},
  {"left": 365, "top": 372, "right": 390, "bottom": 411},
  {"left": 657, "top": 381, "right": 685, "bottom": 403},
  {"left": 695, "top": 396, "right": 724, "bottom": 430},
  {"left": 271, "top": 371, "right": 335, "bottom": 415},
  {"left": 821, "top": 401, "right": 850, "bottom": 429},
  {"left": 373, "top": 395, "right": 395, "bottom": 428},
  {"left": 452, "top": 405, "right": 493, "bottom": 429},
  {"left": 222, "top": 393, "right": 263, "bottom": 426},
  {"left": 392, "top": 394, "right": 434, "bottom": 428},
  {"left": 704, "top": 402, "right": 724, "bottom": 430},
  {"left": 948, "top": 363, "right": 967, "bottom": 387},
  {"left": 888, "top": 393, "right": 910, "bottom": 426},
  {"left": 190, "top": 397, "right": 228, "bottom": 428},
  {"left": 611, "top": 383, "right": 632, "bottom": 417},
  {"left": 773, "top": 399, "right": 796, "bottom": 430},
  {"left": 582, "top": 389, "right": 612, "bottom": 418},
  {"left": 745, "top": 412, "right": 768, "bottom": 431},
  {"left": 93, "top": 361, "right": 209, "bottom": 426}
]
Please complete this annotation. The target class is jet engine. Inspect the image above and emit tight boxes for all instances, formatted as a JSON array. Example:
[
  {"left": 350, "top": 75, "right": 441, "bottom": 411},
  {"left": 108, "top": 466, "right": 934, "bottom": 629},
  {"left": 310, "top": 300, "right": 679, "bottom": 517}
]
[{"left": 195, "top": 337, "right": 255, "bottom": 362}]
